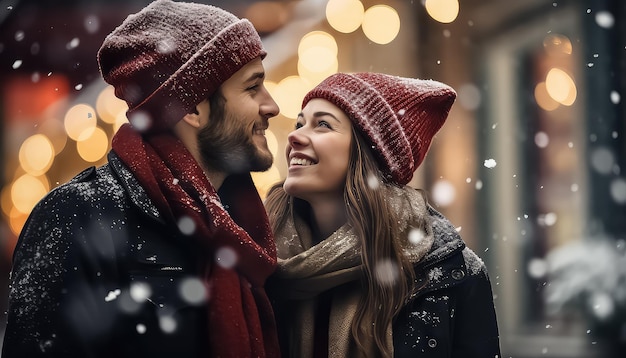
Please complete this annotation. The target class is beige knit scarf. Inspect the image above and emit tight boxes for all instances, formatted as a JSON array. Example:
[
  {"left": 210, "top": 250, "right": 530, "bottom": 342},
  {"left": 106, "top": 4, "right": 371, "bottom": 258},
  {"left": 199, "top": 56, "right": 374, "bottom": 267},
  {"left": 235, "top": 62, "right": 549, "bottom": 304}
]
[{"left": 272, "top": 186, "right": 434, "bottom": 357}]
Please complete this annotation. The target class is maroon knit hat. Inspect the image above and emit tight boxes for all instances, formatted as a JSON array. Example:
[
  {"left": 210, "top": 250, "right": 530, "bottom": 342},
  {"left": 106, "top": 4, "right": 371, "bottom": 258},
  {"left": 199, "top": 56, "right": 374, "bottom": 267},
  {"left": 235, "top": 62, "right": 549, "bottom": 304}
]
[
  {"left": 303, "top": 73, "right": 456, "bottom": 185},
  {"left": 97, "top": 0, "right": 266, "bottom": 132}
]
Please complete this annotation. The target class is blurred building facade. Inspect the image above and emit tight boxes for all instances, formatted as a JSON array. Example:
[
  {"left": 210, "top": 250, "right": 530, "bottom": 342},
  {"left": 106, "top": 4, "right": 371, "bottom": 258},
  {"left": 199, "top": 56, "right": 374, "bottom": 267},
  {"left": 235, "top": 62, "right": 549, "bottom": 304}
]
[{"left": 0, "top": 0, "right": 624, "bottom": 356}]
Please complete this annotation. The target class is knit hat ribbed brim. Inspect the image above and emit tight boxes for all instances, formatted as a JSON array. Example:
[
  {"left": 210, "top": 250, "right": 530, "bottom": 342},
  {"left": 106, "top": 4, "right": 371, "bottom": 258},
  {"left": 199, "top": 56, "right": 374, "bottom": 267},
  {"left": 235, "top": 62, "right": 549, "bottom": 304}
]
[
  {"left": 97, "top": 0, "right": 265, "bottom": 132},
  {"left": 303, "top": 73, "right": 457, "bottom": 185}
]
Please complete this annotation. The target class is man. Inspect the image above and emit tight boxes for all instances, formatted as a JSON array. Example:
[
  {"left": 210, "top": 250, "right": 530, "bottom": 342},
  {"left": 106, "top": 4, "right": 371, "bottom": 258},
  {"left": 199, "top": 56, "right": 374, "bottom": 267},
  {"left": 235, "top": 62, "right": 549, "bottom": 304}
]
[{"left": 2, "top": 0, "right": 280, "bottom": 357}]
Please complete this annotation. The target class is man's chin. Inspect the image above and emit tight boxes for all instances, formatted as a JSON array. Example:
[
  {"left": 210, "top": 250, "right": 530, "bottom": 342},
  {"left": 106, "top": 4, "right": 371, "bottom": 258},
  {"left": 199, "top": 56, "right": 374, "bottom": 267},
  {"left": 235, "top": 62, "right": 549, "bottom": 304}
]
[{"left": 250, "top": 154, "right": 274, "bottom": 172}]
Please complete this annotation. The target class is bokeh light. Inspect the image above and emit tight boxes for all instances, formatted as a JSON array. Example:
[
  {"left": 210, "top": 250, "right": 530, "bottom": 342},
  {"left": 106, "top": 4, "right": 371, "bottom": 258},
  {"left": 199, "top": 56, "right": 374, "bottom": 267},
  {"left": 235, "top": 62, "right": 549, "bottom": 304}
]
[
  {"left": 39, "top": 117, "right": 68, "bottom": 154},
  {"left": 535, "top": 82, "right": 560, "bottom": 111},
  {"left": 11, "top": 173, "right": 50, "bottom": 214},
  {"left": 424, "top": 0, "right": 460, "bottom": 24},
  {"left": 96, "top": 85, "right": 128, "bottom": 124},
  {"left": 362, "top": 5, "right": 400, "bottom": 44},
  {"left": 18, "top": 134, "right": 55, "bottom": 176},
  {"left": 545, "top": 68, "right": 577, "bottom": 106},
  {"left": 76, "top": 126, "right": 109, "bottom": 162},
  {"left": 326, "top": 0, "right": 364, "bottom": 34},
  {"left": 272, "top": 76, "right": 311, "bottom": 119},
  {"left": 543, "top": 34, "right": 573, "bottom": 55},
  {"left": 64, "top": 103, "right": 97, "bottom": 140}
]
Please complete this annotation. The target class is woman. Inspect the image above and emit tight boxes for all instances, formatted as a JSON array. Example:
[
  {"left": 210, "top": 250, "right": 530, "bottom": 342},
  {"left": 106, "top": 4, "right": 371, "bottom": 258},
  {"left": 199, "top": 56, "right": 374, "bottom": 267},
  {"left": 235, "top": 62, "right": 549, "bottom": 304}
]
[{"left": 265, "top": 72, "right": 501, "bottom": 358}]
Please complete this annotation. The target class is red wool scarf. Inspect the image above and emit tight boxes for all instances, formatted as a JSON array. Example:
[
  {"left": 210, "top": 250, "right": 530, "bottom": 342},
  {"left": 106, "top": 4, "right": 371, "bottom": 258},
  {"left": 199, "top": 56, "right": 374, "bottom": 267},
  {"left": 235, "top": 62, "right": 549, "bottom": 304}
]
[{"left": 112, "top": 124, "right": 279, "bottom": 357}]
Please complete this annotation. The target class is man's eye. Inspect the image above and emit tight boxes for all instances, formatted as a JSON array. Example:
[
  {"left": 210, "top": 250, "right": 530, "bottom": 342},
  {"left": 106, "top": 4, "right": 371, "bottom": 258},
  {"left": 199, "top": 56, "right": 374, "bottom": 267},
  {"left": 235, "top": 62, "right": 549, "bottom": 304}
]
[{"left": 295, "top": 122, "right": 303, "bottom": 130}]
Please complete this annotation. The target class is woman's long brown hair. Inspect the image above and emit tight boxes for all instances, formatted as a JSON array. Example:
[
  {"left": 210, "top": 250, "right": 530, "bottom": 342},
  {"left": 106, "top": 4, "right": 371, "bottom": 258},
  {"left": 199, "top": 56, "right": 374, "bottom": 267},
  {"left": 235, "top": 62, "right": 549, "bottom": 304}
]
[{"left": 264, "top": 129, "right": 417, "bottom": 358}]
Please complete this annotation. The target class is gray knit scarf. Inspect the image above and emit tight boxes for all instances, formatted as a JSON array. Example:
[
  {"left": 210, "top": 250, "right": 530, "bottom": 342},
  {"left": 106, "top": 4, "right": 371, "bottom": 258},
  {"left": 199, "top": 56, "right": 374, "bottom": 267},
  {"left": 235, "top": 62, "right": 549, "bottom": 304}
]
[{"left": 272, "top": 185, "right": 434, "bottom": 357}]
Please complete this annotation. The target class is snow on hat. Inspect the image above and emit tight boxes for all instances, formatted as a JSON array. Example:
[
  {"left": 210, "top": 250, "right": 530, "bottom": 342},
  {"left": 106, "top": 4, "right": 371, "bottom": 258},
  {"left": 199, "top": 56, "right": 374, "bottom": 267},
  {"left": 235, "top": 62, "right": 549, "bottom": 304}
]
[
  {"left": 97, "top": 0, "right": 266, "bottom": 132},
  {"left": 303, "top": 73, "right": 456, "bottom": 185}
]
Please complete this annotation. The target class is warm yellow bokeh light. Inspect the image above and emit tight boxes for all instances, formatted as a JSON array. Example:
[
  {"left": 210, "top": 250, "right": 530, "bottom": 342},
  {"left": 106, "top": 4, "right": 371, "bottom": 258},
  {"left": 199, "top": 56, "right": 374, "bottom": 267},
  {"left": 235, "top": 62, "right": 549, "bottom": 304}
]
[
  {"left": 65, "top": 103, "right": 97, "bottom": 141},
  {"left": 543, "top": 34, "right": 573, "bottom": 55},
  {"left": 362, "top": 5, "right": 400, "bottom": 44},
  {"left": 96, "top": 85, "right": 128, "bottom": 124},
  {"left": 298, "top": 31, "right": 338, "bottom": 58},
  {"left": 39, "top": 117, "right": 68, "bottom": 154},
  {"left": 273, "top": 76, "right": 313, "bottom": 119},
  {"left": 326, "top": 0, "right": 364, "bottom": 33},
  {"left": 264, "top": 80, "right": 279, "bottom": 103},
  {"left": 251, "top": 165, "right": 282, "bottom": 199},
  {"left": 546, "top": 68, "right": 577, "bottom": 106},
  {"left": 18, "top": 134, "right": 55, "bottom": 176},
  {"left": 77, "top": 126, "right": 109, "bottom": 162},
  {"left": 298, "top": 57, "right": 338, "bottom": 87},
  {"left": 299, "top": 46, "right": 337, "bottom": 74},
  {"left": 534, "top": 82, "right": 560, "bottom": 111},
  {"left": 9, "top": 206, "right": 29, "bottom": 236},
  {"left": 11, "top": 174, "right": 50, "bottom": 214},
  {"left": 113, "top": 111, "right": 129, "bottom": 134},
  {"left": 1, "top": 184, "right": 13, "bottom": 217},
  {"left": 265, "top": 129, "right": 278, "bottom": 155},
  {"left": 425, "top": 0, "right": 460, "bottom": 24}
]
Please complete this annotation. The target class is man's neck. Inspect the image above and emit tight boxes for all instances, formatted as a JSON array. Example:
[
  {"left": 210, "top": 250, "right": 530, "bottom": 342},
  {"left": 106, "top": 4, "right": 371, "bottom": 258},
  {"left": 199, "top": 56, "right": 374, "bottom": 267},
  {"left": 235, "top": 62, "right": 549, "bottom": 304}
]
[{"left": 204, "top": 169, "right": 226, "bottom": 191}]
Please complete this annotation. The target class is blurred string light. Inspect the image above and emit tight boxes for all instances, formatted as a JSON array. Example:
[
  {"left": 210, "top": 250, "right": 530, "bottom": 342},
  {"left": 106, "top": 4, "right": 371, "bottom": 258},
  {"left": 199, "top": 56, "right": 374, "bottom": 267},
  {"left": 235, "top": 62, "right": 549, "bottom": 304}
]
[
  {"left": 5, "top": 83, "right": 130, "bottom": 236},
  {"left": 3, "top": 0, "right": 454, "bottom": 233},
  {"left": 64, "top": 103, "right": 97, "bottom": 140},
  {"left": 272, "top": 76, "right": 311, "bottom": 119},
  {"left": 96, "top": 85, "right": 128, "bottom": 124},
  {"left": 545, "top": 68, "right": 577, "bottom": 106},
  {"left": 251, "top": 130, "right": 281, "bottom": 198},
  {"left": 297, "top": 31, "right": 338, "bottom": 86},
  {"left": 10, "top": 174, "right": 50, "bottom": 214},
  {"left": 326, "top": 0, "right": 364, "bottom": 33},
  {"left": 424, "top": 0, "right": 460, "bottom": 24},
  {"left": 543, "top": 34, "right": 573, "bottom": 55},
  {"left": 325, "top": 1, "right": 400, "bottom": 44},
  {"left": 76, "top": 126, "right": 109, "bottom": 163},
  {"left": 362, "top": 5, "right": 400, "bottom": 44},
  {"left": 18, "top": 134, "right": 54, "bottom": 176},
  {"left": 534, "top": 34, "right": 577, "bottom": 111}
]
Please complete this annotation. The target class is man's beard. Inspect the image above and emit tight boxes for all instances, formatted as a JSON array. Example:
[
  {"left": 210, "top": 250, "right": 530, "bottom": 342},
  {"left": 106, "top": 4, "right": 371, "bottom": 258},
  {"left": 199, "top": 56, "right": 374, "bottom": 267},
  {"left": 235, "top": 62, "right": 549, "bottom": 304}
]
[{"left": 197, "top": 102, "right": 273, "bottom": 174}]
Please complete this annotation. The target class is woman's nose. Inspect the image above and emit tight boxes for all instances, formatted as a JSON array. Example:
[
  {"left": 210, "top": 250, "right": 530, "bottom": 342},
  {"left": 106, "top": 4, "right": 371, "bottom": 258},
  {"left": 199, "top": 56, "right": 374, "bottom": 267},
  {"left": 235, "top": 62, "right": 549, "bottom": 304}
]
[{"left": 287, "top": 128, "right": 308, "bottom": 148}]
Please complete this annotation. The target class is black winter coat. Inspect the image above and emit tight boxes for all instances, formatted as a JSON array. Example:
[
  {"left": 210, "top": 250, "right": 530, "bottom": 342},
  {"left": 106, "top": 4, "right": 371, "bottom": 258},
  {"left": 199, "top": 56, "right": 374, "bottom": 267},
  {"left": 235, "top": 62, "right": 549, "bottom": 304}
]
[
  {"left": 392, "top": 207, "right": 501, "bottom": 357},
  {"left": 2, "top": 152, "right": 209, "bottom": 357}
]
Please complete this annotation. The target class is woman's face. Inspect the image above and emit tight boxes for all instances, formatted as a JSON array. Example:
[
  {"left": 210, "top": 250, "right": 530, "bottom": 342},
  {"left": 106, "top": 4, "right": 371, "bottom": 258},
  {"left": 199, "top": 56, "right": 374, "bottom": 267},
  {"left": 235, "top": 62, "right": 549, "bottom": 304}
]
[{"left": 283, "top": 98, "right": 353, "bottom": 202}]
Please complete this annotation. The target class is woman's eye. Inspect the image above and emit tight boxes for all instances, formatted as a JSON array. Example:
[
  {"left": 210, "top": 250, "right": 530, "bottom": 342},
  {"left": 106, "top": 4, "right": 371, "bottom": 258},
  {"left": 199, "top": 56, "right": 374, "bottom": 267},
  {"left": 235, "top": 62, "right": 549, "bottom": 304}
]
[
  {"left": 318, "top": 120, "right": 332, "bottom": 129},
  {"left": 295, "top": 122, "right": 304, "bottom": 130}
]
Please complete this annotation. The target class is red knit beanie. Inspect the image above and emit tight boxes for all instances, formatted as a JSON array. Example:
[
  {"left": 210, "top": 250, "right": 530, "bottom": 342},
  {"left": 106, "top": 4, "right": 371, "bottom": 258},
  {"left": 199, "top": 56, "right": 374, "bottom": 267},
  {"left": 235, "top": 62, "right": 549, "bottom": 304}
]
[
  {"left": 303, "top": 73, "right": 456, "bottom": 185},
  {"left": 97, "top": 0, "right": 266, "bottom": 132}
]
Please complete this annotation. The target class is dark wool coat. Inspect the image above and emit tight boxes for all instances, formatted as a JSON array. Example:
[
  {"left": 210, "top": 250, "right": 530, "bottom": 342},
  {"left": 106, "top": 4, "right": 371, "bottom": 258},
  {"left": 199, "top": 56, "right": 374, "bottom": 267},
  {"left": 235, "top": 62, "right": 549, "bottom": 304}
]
[
  {"left": 271, "top": 205, "right": 501, "bottom": 358},
  {"left": 392, "top": 207, "right": 501, "bottom": 357},
  {"left": 3, "top": 152, "right": 210, "bottom": 357}
]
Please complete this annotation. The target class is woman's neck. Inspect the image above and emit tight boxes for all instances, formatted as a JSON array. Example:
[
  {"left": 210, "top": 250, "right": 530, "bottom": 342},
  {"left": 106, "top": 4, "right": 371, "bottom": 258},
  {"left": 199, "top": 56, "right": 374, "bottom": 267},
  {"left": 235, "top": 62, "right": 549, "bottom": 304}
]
[{"left": 308, "top": 196, "right": 348, "bottom": 243}]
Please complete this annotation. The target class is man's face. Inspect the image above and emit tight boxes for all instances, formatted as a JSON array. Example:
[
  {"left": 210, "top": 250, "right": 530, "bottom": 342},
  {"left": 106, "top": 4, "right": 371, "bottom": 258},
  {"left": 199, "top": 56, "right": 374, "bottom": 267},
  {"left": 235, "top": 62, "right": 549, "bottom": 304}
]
[{"left": 197, "top": 57, "right": 279, "bottom": 174}]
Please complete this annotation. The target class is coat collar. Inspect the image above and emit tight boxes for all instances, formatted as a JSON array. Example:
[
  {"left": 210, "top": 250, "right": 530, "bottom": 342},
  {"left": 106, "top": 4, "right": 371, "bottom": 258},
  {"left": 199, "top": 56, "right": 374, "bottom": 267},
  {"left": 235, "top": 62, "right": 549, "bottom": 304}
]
[
  {"left": 107, "top": 151, "right": 163, "bottom": 223},
  {"left": 410, "top": 205, "right": 467, "bottom": 298}
]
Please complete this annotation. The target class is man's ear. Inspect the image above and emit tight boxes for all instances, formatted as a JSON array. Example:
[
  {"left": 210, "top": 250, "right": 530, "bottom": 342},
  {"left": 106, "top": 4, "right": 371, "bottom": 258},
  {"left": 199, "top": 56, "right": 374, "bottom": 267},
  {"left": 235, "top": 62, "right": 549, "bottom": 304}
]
[
  {"left": 181, "top": 100, "right": 209, "bottom": 128},
  {"left": 181, "top": 112, "right": 201, "bottom": 128}
]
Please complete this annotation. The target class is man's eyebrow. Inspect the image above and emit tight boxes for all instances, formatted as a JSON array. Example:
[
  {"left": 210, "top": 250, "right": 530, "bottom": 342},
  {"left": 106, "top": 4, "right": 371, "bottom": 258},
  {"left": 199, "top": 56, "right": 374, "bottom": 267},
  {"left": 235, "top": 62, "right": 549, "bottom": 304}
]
[{"left": 244, "top": 72, "right": 265, "bottom": 83}]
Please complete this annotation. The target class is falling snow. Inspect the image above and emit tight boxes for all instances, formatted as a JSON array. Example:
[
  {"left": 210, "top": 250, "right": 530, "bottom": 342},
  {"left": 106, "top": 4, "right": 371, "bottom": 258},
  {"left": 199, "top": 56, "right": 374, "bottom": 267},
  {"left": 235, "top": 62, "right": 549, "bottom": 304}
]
[
  {"left": 595, "top": 11, "right": 615, "bottom": 28},
  {"left": 484, "top": 159, "right": 497, "bottom": 169}
]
